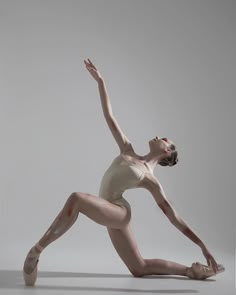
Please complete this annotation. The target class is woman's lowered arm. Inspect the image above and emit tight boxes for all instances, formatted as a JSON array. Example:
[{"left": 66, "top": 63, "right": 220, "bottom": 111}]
[
  {"left": 84, "top": 58, "right": 132, "bottom": 153},
  {"left": 140, "top": 173, "right": 219, "bottom": 273},
  {"left": 148, "top": 177, "right": 204, "bottom": 246}
]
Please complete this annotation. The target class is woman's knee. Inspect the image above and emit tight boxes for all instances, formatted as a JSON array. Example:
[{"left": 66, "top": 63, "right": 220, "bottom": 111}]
[
  {"left": 130, "top": 265, "right": 146, "bottom": 277},
  {"left": 128, "top": 260, "right": 147, "bottom": 278},
  {"left": 69, "top": 192, "right": 94, "bottom": 208},
  {"left": 67, "top": 192, "right": 85, "bottom": 209},
  {"left": 69, "top": 192, "right": 87, "bottom": 202}
]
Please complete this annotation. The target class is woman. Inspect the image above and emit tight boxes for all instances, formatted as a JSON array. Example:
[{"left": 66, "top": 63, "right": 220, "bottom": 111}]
[{"left": 23, "top": 58, "right": 225, "bottom": 286}]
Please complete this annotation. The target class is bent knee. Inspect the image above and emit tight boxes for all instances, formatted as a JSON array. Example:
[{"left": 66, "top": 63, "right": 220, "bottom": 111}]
[
  {"left": 69, "top": 191, "right": 98, "bottom": 214},
  {"left": 129, "top": 263, "right": 146, "bottom": 278},
  {"left": 70, "top": 192, "right": 88, "bottom": 200},
  {"left": 130, "top": 268, "right": 145, "bottom": 277},
  {"left": 68, "top": 192, "right": 85, "bottom": 207}
]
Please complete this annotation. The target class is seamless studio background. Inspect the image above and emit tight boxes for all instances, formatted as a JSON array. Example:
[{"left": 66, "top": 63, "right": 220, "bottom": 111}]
[{"left": 0, "top": 0, "right": 235, "bottom": 294}]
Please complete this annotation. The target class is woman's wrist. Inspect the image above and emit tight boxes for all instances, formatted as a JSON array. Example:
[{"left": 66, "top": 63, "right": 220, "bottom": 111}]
[{"left": 97, "top": 77, "right": 104, "bottom": 84}]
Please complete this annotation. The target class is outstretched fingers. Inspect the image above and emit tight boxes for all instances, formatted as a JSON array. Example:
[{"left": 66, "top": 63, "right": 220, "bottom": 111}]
[
  {"left": 84, "top": 58, "right": 97, "bottom": 70},
  {"left": 88, "top": 58, "right": 97, "bottom": 70}
]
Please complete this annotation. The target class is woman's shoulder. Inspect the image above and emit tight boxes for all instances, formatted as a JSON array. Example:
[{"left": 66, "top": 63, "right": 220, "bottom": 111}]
[
  {"left": 119, "top": 150, "right": 154, "bottom": 175},
  {"left": 119, "top": 149, "right": 143, "bottom": 166}
]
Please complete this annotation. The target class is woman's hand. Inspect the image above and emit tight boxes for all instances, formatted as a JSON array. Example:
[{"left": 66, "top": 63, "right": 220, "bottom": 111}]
[
  {"left": 84, "top": 58, "right": 103, "bottom": 82},
  {"left": 201, "top": 245, "right": 219, "bottom": 274}
]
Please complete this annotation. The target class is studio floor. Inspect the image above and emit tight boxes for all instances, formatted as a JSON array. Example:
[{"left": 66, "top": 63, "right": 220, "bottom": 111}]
[{"left": 0, "top": 251, "right": 234, "bottom": 295}]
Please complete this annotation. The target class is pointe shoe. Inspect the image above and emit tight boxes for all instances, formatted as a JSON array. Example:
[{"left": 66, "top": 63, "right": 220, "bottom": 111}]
[
  {"left": 23, "top": 258, "right": 39, "bottom": 286},
  {"left": 189, "top": 262, "right": 225, "bottom": 280},
  {"left": 23, "top": 243, "right": 44, "bottom": 286}
]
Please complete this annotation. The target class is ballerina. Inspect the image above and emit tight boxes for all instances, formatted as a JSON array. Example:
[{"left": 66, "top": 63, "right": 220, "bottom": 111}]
[{"left": 23, "top": 58, "right": 225, "bottom": 286}]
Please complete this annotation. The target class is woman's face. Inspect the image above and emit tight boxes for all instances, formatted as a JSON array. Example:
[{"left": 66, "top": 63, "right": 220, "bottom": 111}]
[{"left": 149, "top": 136, "right": 175, "bottom": 154}]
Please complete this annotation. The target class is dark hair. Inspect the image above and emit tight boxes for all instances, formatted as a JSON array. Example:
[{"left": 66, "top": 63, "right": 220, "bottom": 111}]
[{"left": 159, "top": 146, "right": 179, "bottom": 167}]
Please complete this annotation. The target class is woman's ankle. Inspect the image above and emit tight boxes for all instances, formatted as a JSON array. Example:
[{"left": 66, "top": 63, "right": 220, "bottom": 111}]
[
  {"left": 186, "top": 266, "right": 194, "bottom": 278},
  {"left": 35, "top": 243, "right": 44, "bottom": 253}
]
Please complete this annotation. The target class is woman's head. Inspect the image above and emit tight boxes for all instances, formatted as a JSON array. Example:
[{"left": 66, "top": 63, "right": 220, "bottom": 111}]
[{"left": 148, "top": 136, "right": 178, "bottom": 167}]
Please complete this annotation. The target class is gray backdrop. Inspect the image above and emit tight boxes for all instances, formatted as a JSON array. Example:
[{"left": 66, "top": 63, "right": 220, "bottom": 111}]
[{"left": 0, "top": 0, "right": 235, "bottom": 285}]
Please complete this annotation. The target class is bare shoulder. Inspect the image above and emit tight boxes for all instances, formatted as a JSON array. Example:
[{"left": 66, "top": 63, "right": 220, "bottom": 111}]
[
  {"left": 123, "top": 142, "right": 135, "bottom": 153},
  {"left": 120, "top": 143, "right": 137, "bottom": 158},
  {"left": 136, "top": 173, "right": 161, "bottom": 192}
]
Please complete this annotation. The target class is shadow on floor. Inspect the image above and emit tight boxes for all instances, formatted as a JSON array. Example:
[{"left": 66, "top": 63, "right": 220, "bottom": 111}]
[{"left": 0, "top": 269, "right": 212, "bottom": 293}]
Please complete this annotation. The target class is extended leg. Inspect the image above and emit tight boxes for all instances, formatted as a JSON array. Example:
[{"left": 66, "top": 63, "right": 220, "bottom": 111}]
[
  {"left": 143, "top": 258, "right": 222, "bottom": 278},
  {"left": 23, "top": 193, "right": 80, "bottom": 281},
  {"left": 144, "top": 258, "right": 188, "bottom": 276},
  {"left": 107, "top": 223, "right": 190, "bottom": 277},
  {"left": 23, "top": 192, "right": 131, "bottom": 286},
  {"left": 107, "top": 223, "right": 224, "bottom": 279}
]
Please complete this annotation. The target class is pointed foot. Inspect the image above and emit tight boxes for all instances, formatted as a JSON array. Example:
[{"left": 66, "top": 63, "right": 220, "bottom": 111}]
[
  {"left": 23, "top": 259, "right": 39, "bottom": 286},
  {"left": 188, "top": 262, "right": 225, "bottom": 280}
]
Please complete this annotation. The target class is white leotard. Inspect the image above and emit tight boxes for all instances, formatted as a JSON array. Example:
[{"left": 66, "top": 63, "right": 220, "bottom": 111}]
[{"left": 98, "top": 154, "right": 150, "bottom": 209}]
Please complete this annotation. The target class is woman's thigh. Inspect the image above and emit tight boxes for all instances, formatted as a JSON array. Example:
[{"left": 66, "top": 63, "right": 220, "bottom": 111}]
[
  {"left": 107, "top": 223, "right": 146, "bottom": 276},
  {"left": 75, "top": 192, "right": 131, "bottom": 229}
]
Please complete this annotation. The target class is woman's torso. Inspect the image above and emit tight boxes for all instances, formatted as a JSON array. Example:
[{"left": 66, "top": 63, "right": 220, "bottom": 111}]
[{"left": 98, "top": 150, "right": 153, "bottom": 203}]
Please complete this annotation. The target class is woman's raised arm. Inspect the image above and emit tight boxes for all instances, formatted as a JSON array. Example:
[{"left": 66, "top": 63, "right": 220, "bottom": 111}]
[{"left": 84, "top": 58, "right": 133, "bottom": 153}]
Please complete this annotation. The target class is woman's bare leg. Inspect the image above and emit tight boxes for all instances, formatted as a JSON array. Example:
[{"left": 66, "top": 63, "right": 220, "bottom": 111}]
[
  {"left": 107, "top": 223, "right": 190, "bottom": 277},
  {"left": 23, "top": 192, "right": 131, "bottom": 277},
  {"left": 107, "top": 223, "right": 222, "bottom": 279},
  {"left": 144, "top": 258, "right": 188, "bottom": 276},
  {"left": 24, "top": 193, "right": 79, "bottom": 275}
]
